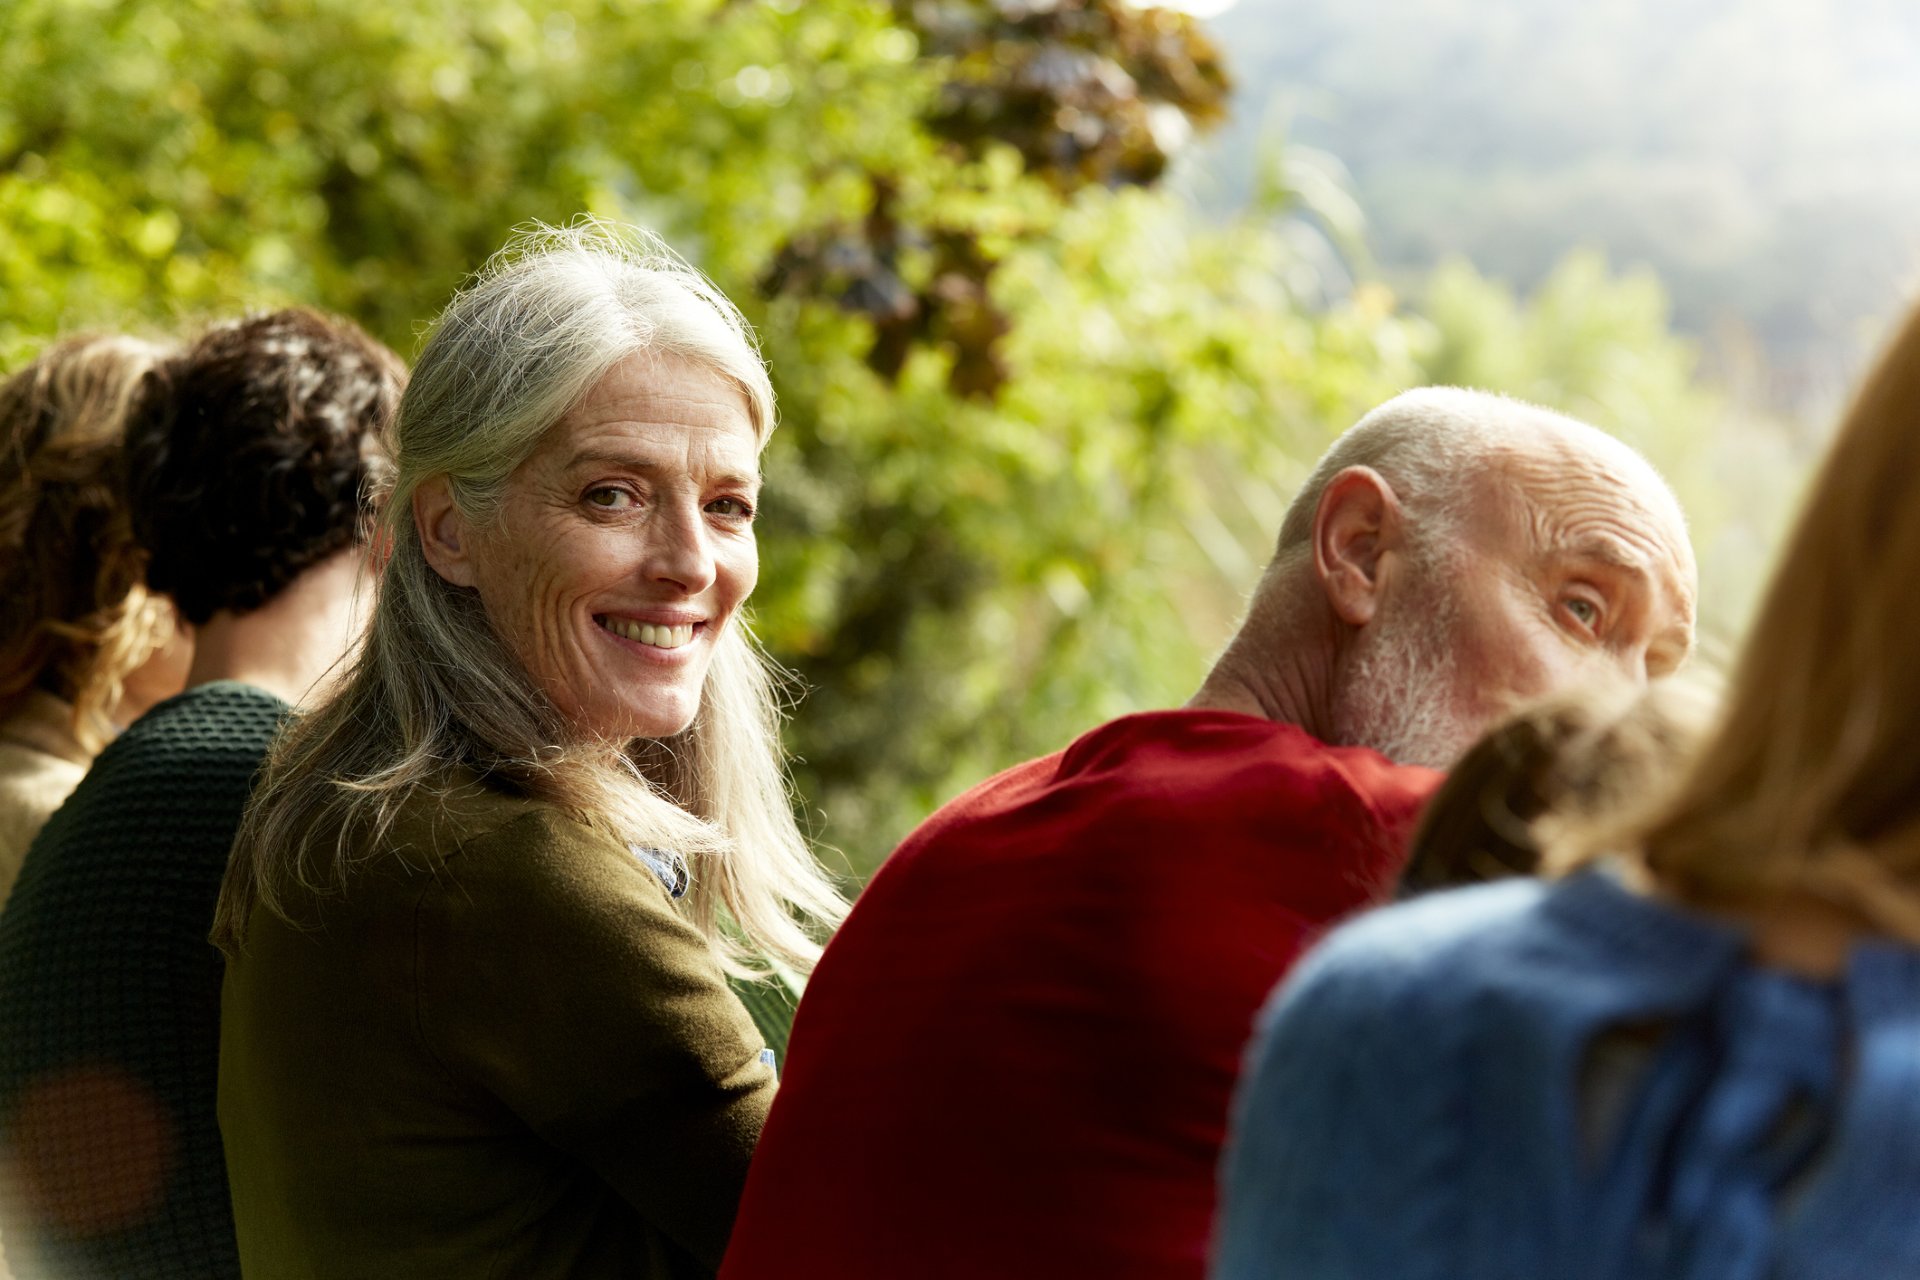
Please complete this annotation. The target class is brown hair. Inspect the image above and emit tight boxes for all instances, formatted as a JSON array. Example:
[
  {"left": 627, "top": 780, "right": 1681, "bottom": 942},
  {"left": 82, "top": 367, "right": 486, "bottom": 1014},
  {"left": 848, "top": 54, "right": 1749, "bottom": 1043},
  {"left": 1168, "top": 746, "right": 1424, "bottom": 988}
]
[
  {"left": 1577, "top": 303, "right": 1920, "bottom": 940},
  {"left": 0, "top": 334, "right": 177, "bottom": 752},
  {"left": 1402, "top": 679, "right": 1713, "bottom": 896}
]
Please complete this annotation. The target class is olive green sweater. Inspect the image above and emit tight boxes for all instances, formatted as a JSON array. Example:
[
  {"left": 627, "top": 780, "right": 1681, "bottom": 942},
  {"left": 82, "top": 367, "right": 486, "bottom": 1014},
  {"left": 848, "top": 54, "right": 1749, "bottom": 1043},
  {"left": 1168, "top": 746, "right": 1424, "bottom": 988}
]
[{"left": 218, "top": 776, "right": 775, "bottom": 1279}]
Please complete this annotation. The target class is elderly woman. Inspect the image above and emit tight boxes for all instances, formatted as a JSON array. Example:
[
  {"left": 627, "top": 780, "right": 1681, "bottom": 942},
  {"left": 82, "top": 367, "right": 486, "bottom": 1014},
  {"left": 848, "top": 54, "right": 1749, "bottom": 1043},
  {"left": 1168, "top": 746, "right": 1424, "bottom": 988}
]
[
  {"left": 213, "top": 223, "right": 847, "bottom": 1279},
  {"left": 0, "top": 335, "right": 188, "bottom": 902},
  {"left": 1215, "top": 300, "right": 1920, "bottom": 1278}
]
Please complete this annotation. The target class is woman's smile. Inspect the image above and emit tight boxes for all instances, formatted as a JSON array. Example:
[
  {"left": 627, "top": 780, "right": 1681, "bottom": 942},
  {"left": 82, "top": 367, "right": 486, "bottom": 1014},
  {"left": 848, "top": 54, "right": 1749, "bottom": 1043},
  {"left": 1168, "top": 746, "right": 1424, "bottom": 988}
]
[
  {"left": 593, "top": 614, "right": 703, "bottom": 656},
  {"left": 436, "top": 351, "right": 763, "bottom": 742}
]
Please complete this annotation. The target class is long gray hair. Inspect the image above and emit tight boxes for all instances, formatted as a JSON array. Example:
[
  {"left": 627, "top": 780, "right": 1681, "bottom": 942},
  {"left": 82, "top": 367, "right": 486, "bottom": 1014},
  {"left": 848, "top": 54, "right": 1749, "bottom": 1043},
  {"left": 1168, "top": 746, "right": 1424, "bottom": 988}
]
[{"left": 213, "top": 220, "right": 847, "bottom": 973}]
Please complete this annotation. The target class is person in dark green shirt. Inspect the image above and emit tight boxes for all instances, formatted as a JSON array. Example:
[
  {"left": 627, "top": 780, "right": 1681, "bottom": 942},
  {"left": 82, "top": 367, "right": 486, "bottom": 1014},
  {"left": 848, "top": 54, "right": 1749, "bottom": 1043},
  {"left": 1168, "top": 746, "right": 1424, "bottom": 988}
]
[
  {"left": 0, "top": 308, "right": 404, "bottom": 1279},
  {"left": 212, "top": 223, "right": 847, "bottom": 1280}
]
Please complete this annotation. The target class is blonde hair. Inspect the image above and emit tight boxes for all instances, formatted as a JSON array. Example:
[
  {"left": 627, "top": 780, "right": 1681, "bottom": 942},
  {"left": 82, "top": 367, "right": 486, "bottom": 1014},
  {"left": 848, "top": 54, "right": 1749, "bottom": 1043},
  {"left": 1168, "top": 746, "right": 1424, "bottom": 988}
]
[
  {"left": 1565, "top": 302, "right": 1920, "bottom": 941},
  {"left": 213, "top": 220, "right": 847, "bottom": 972},
  {"left": 0, "top": 334, "right": 178, "bottom": 753}
]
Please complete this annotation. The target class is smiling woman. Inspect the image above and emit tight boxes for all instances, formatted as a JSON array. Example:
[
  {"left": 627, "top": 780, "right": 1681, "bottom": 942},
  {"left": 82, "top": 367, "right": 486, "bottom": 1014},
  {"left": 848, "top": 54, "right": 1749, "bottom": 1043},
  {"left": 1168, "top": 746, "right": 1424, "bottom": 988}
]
[
  {"left": 413, "top": 353, "right": 764, "bottom": 744},
  {"left": 211, "top": 221, "right": 847, "bottom": 1280}
]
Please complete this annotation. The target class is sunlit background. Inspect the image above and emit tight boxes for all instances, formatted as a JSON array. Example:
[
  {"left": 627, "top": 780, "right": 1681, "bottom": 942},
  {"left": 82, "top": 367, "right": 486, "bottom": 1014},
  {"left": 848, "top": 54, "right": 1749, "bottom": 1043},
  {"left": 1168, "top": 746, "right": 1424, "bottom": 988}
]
[
  {"left": 1152, "top": 0, "right": 1243, "bottom": 15},
  {"left": 5, "top": 0, "right": 1916, "bottom": 875}
]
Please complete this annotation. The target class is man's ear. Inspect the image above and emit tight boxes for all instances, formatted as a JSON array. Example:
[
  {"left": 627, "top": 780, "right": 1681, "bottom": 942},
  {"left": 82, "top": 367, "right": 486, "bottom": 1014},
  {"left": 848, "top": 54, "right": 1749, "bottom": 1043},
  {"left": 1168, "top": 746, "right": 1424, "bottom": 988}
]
[
  {"left": 413, "top": 476, "right": 479, "bottom": 588},
  {"left": 1312, "top": 465, "right": 1406, "bottom": 627}
]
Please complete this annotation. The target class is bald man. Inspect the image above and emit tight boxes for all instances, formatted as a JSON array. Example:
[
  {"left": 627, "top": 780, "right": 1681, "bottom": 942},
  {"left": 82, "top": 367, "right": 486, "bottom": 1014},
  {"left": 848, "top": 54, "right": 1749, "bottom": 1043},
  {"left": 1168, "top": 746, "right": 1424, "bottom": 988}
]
[{"left": 719, "top": 389, "right": 1697, "bottom": 1280}]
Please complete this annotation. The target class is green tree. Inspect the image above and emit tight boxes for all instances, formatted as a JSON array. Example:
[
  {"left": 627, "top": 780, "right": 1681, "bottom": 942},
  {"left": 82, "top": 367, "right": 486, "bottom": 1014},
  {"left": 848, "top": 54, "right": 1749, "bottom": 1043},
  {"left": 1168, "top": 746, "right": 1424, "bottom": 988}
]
[{"left": 1, "top": 0, "right": 1736, "bottom": 877}]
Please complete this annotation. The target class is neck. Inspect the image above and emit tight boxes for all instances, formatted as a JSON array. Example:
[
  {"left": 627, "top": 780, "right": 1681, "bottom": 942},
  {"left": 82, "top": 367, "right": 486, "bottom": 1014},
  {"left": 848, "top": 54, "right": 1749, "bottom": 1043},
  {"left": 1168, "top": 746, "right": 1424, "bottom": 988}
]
[
  {"left": 1186, "top": 569, "right": 1341, "bottom": 738},
  {"left": 1740, "top": 895, "right": 1867, "bottom": 980},
  {"left": 1631, "top": 860, "right": 1876, "bottom": 981},
  {"left": 184, "top": 549, "right": 369, "bottom": 709}
]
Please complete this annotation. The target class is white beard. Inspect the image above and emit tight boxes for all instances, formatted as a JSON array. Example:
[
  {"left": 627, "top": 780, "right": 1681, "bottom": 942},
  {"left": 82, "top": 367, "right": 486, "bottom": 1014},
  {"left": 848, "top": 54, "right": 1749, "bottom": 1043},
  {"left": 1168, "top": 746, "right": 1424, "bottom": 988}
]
[{"left": 1330, "top": 584, "right": 1480, "bottom": 769}]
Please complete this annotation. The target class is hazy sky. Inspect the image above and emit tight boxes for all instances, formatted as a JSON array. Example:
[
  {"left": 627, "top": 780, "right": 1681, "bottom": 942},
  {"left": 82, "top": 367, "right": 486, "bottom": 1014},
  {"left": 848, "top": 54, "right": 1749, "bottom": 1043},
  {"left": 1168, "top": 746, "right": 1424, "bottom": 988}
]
[
  {"left": 1189, "top": 0, "right": 1920, "bottom": 410},
  {"left": 1154, "top": 0, "right": 1243, "bottom": 16}
]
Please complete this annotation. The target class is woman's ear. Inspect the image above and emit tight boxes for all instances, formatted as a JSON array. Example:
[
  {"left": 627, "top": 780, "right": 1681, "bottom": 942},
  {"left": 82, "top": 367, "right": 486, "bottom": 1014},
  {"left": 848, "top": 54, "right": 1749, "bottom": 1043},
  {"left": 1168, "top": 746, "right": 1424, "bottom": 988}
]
[
  {"left": 413, "top": 476, "right": 479, "bottom": 588},
  {"left": 1312, "top": 465, "right": 1405, "bottom": 627}
]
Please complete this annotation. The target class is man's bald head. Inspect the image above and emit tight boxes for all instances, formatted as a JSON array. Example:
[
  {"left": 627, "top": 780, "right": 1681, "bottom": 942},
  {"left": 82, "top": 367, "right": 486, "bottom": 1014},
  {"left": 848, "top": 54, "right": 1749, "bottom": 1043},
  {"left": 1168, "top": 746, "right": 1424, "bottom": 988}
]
[
  {"left": 1210, "top": 386, "right": 1699, "bottom": 768},
  {"left": 1275, "top": 387, "right": 1687, "bottom": 566}
]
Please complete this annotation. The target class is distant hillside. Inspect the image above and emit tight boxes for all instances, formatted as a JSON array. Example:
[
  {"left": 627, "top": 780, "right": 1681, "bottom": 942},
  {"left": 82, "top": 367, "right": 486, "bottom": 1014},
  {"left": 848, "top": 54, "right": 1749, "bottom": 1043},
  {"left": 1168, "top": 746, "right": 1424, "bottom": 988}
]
[{"left": 1186, "top": 0, "right": 1920, "bottom": 409}]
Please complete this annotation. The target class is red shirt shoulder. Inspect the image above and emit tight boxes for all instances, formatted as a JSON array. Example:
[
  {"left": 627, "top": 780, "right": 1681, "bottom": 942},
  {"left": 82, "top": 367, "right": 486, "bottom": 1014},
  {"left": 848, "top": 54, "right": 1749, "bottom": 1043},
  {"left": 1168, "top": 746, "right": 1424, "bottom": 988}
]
[
  {"left": 876, "top": 709, "right": 1437, "bottom": 904},
  {"left": 721, "top": 711, "right": 1440, "bottom": 1280}
]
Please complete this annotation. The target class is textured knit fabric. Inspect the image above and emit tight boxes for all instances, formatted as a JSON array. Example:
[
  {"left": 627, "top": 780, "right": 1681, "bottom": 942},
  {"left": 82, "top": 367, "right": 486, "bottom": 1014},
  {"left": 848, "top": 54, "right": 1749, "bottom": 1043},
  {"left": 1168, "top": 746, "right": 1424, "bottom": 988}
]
[
  {"left": 218, "top": 769, "right": 777, "bottom": 1280},
  {"left": 0, "top": 691, "right": 92, "bottom": 910},
  {"left": 1214, "top": 869, "right": 1920, "bottom": 1280},
  {"left": 720, "top": 710, "right": 1441, "bottom": 1280},
  {"left": 0, "top": 681, "right": 285, "bottom": 1280}
]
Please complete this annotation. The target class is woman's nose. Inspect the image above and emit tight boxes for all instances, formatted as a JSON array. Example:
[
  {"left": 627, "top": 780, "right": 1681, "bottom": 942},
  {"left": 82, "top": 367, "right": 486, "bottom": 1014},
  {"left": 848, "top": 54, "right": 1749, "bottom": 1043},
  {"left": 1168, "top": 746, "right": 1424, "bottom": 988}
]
[{"left": 643, "top": 498, "right": 717, "bottom": 595}]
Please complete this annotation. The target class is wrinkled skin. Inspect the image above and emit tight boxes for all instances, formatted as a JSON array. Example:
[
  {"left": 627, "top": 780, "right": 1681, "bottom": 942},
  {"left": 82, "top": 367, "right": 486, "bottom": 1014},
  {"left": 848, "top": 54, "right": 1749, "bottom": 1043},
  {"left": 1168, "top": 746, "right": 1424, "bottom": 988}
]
[
  {"left": 432, "top": 353, "right": 763, "bottom": 743},
  {"left": 1334, "top": 429, "right": 1697, "bottom": 768}
]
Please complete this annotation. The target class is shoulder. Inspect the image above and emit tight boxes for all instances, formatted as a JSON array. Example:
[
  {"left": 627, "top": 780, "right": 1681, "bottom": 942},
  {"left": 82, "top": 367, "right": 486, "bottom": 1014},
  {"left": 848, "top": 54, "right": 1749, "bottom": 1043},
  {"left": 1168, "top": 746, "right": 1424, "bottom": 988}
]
[
  {"left": 1230, "top": 882, "right": 1557, "bottom": 1201},
  {"left": 1233, "top": 720, "right": 1442, "bottom": 856},
  {"left": 0, "top": 744, "right": 84, "bottom": 808},
  {"left": 1084, "top": 711, "right": 1439, "bottom": 827},
  {"left": 1255, "top": 879, "right": 1553, "bottom": 1052},
  {"left": 397, "top": 786, "right": 693, "bottom": 949},
  {"left": 121, "top": 680, "right": 289, "bottom": 749},
  {"left": 1219, "top": 888, "right": 1541, "bottom": 1280},
  {"left": 73, "top": 683, "right": 288, "bottom": 800},
  {"left": 374, "top": 774, "right": 572, "bottom": 865},
  {"left": 394, "top": 782, "right": 651, "bottom": 885}
]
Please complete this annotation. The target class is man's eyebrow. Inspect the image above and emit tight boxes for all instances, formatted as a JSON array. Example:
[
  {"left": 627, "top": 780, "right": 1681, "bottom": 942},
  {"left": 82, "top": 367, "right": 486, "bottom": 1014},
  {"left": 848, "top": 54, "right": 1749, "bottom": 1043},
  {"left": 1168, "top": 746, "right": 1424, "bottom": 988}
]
[
  {"left": 1555, "top": 534, "right": 1653, "bottom": 575},
  {"left": 565, "top": 448, "right": 761, "bottom": 489},
  {"left": 1559, "top": 534, "right": 1701, "bottom": 616}
]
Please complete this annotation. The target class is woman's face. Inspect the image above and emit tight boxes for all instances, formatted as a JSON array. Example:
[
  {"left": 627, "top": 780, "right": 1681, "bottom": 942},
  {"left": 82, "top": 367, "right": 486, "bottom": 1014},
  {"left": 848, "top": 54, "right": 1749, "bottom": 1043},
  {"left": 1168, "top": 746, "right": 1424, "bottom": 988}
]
[{"left": 457, "top": 353, "right": 761, "bottom": 742}]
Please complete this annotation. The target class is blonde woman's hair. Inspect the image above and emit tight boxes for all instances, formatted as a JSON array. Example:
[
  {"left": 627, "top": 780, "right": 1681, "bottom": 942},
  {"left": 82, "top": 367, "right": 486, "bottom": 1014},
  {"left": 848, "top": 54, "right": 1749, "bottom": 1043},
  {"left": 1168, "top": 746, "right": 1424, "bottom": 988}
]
[
  {"left": 213, "top": 220, "right": 847, "bottom": 973},
  {"left": 1560, "top": 301, "right": 1920, "bottom": 941},
  {"left": 0, "top": 334, "right": 178, "bottom": 753}
]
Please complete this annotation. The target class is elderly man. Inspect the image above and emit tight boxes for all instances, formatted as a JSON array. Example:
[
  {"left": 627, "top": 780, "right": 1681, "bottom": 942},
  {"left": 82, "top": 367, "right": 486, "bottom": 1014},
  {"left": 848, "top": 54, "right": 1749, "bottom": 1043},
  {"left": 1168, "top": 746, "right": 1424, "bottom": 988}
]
[{"left": 719, "top": 388, "right": 1697, "bottom": 1280}]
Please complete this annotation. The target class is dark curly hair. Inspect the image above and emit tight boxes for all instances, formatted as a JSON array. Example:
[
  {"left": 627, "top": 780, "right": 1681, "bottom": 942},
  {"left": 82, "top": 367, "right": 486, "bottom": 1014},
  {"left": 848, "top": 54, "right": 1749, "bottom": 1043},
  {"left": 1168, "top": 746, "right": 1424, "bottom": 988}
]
[{"left": 123, "top": 309, "right": 405, "bottom": 626}]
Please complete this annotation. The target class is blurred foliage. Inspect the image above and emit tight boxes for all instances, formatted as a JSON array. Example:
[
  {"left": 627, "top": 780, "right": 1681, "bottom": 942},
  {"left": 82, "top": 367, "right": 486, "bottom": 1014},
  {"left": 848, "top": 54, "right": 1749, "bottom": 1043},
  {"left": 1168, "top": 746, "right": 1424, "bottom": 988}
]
[
  {"left": 905, "top": 0, "right": 1230, "bottom": 190},
  {"left": 765, "top": 0, "right": 1227, "bottom": 398},
  {"left": 0, "top": 0, "right": 1737, "bottom": 876},
  {"left": 1419, "top": 251, "right": 1724, "bottom": 508}
]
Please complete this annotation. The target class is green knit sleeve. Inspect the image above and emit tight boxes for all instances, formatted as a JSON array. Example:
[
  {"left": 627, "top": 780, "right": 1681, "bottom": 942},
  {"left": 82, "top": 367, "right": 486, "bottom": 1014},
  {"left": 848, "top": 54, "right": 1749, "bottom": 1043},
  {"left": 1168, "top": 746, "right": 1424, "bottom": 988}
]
[{"left": 411, "top": 806, "right": 776, "bottom": 1271}]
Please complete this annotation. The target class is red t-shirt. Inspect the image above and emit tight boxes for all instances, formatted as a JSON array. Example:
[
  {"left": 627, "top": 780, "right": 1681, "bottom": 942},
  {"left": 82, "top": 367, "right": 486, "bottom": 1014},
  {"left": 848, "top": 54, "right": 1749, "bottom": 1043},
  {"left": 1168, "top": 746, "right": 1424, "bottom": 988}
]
[{"left": 720, "top": 710, "right": 1440, "bottom": 1280}]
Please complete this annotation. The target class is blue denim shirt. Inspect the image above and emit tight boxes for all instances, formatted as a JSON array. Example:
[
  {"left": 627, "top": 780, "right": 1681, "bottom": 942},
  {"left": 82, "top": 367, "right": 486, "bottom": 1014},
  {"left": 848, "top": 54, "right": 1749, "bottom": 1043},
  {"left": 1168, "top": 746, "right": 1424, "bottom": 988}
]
[{"left": 1214, "top": 870, "right": 1920, "bottom": 1280}]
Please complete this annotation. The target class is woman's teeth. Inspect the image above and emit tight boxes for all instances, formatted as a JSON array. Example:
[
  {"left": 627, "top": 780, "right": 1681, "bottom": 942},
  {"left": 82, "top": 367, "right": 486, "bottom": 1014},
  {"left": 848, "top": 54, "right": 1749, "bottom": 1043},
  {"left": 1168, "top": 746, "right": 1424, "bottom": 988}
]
[{"left": 597, "top": 617, "right": 695, "bottom": 649}]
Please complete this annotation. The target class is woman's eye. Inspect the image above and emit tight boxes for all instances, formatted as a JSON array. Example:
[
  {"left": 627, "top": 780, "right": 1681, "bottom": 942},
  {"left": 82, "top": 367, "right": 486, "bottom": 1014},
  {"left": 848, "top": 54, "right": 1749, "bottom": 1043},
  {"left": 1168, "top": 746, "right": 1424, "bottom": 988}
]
[
  {"left": 706, "top": 496, "right": 755, "bottom": 519},
  {"left": 586, "top": 487, "right": 632, "bottom": 510},
  {"left": 1564, "top": 597, "right": 1602, "bottom": 629}
]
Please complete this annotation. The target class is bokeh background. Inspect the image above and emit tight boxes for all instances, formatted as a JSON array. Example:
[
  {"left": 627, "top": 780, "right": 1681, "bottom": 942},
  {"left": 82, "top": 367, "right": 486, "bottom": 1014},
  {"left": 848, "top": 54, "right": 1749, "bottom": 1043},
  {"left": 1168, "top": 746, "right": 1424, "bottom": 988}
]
[{"left": 6, "top": 0, "right": 1917, "bottom": 879}]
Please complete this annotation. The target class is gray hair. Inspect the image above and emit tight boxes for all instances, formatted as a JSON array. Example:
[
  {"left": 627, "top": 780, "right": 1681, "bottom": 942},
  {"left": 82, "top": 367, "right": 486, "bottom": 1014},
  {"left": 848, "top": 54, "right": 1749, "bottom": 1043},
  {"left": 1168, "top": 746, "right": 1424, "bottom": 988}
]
[
  {"left": 215, "top": 220, "right": 846, "bottom": 974},
  {"left": 400, "top": 220, "right": 777, "bottom": 520},
  {"left": 1275, "top": 387, "right": 1611, "bottom": 557}
]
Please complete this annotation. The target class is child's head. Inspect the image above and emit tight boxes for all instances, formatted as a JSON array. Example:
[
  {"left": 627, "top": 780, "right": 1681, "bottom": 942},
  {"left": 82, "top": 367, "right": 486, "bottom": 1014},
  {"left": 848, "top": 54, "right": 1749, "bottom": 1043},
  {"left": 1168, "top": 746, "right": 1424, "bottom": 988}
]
[{"left": 1400, "top": 678, "right": 1714, "bottom": 896}]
